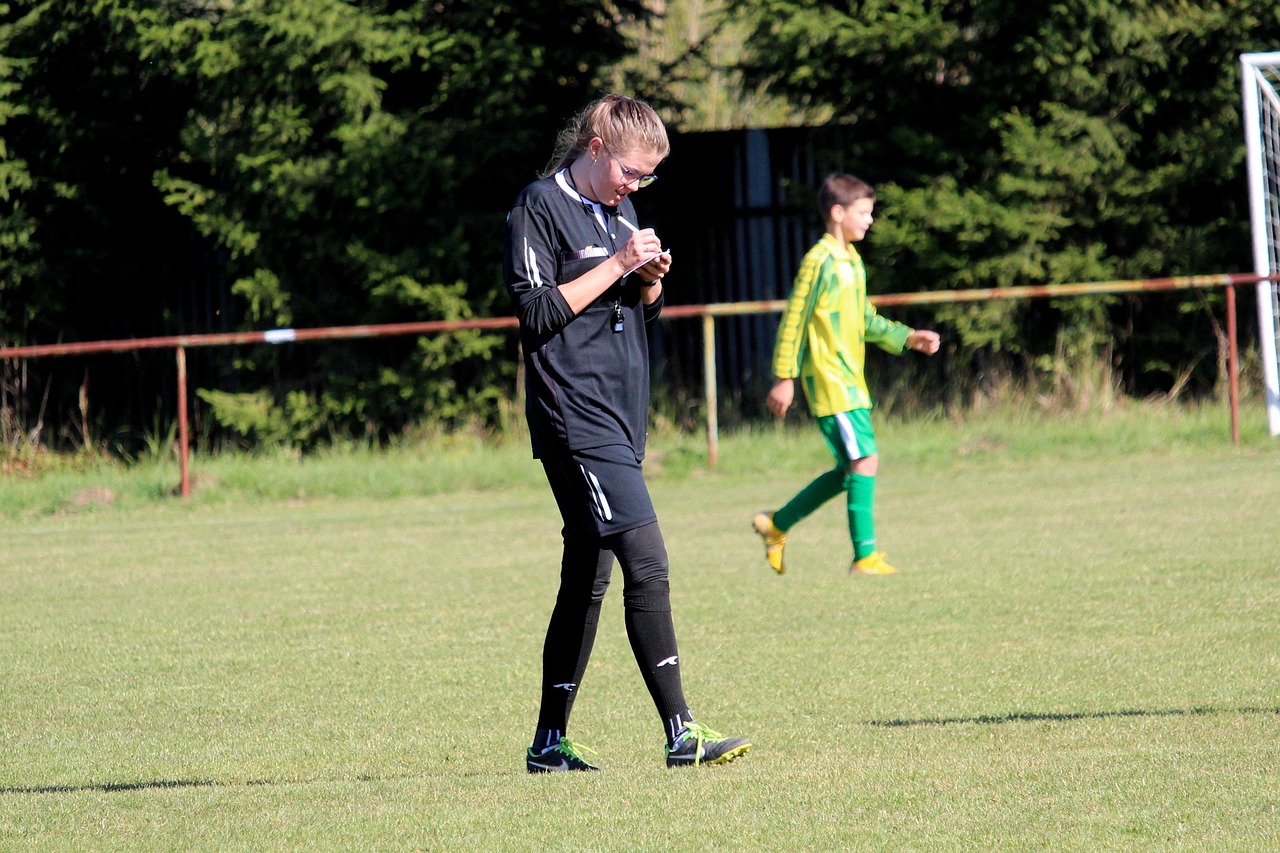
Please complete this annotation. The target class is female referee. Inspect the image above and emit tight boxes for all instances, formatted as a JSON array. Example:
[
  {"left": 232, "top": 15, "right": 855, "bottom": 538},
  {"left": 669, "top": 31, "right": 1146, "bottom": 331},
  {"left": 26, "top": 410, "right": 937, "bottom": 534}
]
[{"left": 503, "top": 93, "right": 750, "bottom": 773}]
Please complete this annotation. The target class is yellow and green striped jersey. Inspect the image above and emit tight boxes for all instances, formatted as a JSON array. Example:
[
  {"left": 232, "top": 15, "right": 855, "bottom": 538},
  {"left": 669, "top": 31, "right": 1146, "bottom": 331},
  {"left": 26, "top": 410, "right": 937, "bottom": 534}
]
[{"left": 770, "top": 233, "right": 912, "bottom": 416}]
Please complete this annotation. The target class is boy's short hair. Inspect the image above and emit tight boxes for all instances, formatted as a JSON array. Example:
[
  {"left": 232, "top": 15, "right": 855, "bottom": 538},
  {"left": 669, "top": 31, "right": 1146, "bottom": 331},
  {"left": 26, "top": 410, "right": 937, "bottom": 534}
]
[{"left": 818, "top": 173, "right": 875, "bottom": 217}]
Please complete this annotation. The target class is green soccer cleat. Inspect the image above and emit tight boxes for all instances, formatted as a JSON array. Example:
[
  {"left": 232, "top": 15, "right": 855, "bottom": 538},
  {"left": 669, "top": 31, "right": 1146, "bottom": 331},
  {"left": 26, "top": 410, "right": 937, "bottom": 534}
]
[
  {"left": 526, "top": 737, "right": 600, "bottom": 773},
  {"left": 752, "top": 511, "right": 787, "bottom": 574},
  {"left": 665, "top": 722, "right": 752, "bottom": 768},
  {"left": 850, "top": 551, "right": 898, "bottom": 575}
]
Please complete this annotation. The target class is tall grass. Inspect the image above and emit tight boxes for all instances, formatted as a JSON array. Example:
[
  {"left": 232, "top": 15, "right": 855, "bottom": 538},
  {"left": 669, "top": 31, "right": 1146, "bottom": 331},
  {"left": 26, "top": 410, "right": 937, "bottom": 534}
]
[
  {"left": 1, "top": 402, "right": 1276, "bottom": 849},
  {"left": 0, "top": 399, "right": 1267, "bottom": 518}
]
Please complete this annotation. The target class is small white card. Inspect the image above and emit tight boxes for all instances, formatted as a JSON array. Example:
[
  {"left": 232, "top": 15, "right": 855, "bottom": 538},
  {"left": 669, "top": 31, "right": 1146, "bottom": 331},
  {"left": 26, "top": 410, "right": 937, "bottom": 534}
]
[{"left": 623, "top": 250, "right": 671, "bottom": 277}]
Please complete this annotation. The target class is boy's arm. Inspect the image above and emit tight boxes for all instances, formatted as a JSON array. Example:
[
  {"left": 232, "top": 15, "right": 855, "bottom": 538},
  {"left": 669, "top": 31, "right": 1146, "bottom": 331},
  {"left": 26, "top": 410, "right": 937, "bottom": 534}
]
[
  {"left": 766, "top": 255, "right": 825, "bottom": 418},
  {"left": 770, "top": 251, "right": 823, "bottom": 380},
  {"left": 864, "top": 305, "right": 941, "bottom": 356},
  {"left": 863, "top": 303, "right": 911, "bottom": 354}
]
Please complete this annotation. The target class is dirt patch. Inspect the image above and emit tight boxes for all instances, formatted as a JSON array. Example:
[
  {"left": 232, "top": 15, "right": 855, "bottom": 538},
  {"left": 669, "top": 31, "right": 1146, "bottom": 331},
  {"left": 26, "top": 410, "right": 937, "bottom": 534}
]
[{"left": 66, "top": 486, "right": 118, "bottom": 509}]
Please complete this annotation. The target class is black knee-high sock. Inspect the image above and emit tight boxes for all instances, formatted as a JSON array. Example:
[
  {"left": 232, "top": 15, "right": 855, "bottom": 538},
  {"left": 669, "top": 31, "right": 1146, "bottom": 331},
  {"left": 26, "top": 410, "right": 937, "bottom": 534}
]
[
  {"left": 536, "top": 597, "right": 602, "bottom": 732},
  {"left": 535, "top": 546, "right": 613, "bottom": 733},
  {"left": 613, "top": 523, "right": 689, "bottom": 725},
  {"left": 623, "top": 588, "right": 688, "bottom": 723}
]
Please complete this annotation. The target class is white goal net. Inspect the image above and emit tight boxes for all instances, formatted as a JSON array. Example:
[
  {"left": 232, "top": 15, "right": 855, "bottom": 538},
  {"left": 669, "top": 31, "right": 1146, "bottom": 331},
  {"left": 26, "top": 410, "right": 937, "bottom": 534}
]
[{"left": 1242, "top": 51, "right": 1280, "bottom": 435}]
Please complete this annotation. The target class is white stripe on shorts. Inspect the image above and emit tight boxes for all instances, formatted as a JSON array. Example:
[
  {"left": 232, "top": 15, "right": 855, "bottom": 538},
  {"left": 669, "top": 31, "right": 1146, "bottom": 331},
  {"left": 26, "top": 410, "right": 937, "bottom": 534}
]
[
  {"left": 579, "top": 464, "right": 614, "bottom": 522},
  {"left": 835, "top": 411, "right": 862, "bottom": 463}
]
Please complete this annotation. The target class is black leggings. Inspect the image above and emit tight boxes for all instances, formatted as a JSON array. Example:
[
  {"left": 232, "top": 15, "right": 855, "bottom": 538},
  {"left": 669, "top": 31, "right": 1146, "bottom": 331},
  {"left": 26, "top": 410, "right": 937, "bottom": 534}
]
[{"left": 536, "top": 520, "right": 689, "bottom": 733}]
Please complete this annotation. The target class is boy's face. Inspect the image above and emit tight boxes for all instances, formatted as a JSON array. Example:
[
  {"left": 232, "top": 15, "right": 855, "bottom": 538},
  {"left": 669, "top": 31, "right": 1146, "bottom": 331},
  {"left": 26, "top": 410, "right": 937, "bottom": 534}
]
[{"left": 838, "top": 198, "right": 875, "bottom": 242}]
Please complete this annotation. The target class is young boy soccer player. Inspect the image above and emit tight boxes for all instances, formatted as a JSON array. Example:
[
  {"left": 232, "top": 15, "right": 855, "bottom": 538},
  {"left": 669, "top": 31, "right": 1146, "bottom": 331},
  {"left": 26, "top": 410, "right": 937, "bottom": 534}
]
[{"left": 753, "top": 173, "right": 940, "bottom": 576}]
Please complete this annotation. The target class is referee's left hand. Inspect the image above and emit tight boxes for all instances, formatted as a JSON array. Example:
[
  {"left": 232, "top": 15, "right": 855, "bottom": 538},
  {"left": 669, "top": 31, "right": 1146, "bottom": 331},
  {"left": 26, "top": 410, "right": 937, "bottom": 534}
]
[{"left": 635, "top": 251, "right": 671, "bottom": 284}]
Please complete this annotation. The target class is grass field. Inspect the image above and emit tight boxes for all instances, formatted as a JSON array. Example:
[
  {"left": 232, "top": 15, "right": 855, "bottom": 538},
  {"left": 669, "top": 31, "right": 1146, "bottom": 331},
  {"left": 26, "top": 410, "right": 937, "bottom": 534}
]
[{"left": 1, "top": 407, "right": 1278, "bottom": 850}]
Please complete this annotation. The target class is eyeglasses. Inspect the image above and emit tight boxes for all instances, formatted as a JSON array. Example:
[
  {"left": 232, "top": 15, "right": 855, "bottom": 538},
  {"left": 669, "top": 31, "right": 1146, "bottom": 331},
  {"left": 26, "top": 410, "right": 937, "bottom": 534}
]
[{"left": 603, "top": 144, "right": 658, "bottom": 189}]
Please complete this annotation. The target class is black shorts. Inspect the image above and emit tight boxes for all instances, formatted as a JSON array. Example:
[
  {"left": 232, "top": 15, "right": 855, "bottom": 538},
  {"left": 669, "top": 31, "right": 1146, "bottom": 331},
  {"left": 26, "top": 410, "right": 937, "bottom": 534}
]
[{"left": 542, "top": 445, "right": 658, "bottom": 538}]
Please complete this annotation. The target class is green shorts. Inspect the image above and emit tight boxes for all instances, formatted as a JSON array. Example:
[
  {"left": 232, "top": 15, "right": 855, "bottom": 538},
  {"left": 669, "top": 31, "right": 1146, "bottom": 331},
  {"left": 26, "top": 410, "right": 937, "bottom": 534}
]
[{"left": 816, "top": 409, "right": 877, "bottom": 466}]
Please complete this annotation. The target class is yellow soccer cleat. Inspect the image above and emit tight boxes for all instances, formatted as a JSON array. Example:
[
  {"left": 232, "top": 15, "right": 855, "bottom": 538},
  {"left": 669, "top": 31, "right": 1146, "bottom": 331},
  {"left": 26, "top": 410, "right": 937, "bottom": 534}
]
[
  {"left": 850, "top": 551, "right": 898, "bottom": 575},
  {"left": 751, "top": 511, "right": 787, "bottom": 574}
]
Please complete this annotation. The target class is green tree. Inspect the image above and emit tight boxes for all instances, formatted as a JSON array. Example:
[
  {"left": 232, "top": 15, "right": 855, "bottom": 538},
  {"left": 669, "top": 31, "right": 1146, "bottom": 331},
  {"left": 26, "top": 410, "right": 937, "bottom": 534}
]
[
  {"left": 729, "top": 0, "right": 1280, "bottom": 400},
  {"left": 0, "top": 2, "right": 37, "bottom": 339},
  {"left": 603, "top": 0, "right": 834, "bottom": 131},
  {"left": 1, "top": 0, "right": 652, "bottom": 448},
  {"left": 1, "top": 1, "right": 190, "bottom": 347}
]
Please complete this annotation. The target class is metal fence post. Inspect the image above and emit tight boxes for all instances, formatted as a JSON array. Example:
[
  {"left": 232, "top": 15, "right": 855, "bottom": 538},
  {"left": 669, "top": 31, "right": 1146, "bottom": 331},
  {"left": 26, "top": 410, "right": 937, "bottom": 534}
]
[
  {"left": 702, "top": 313, "right": 718, "bottom": 466},
  {"left": 176, "top": 345, "right": 190, "bottom": 497}
]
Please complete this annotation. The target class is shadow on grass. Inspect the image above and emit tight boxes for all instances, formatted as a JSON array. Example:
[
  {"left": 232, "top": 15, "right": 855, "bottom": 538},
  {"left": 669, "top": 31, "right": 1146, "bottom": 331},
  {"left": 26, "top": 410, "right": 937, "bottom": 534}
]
[
  {"left": 5, "top": 705, "right": 1277, "bottom": 794},
  {"left": 2, "top": 779, "right": 227, "bottom": 795},
  {"left": 0, "top": 773, "right": 424, "bottom": 796},
  {"left": 866, "top": 704, "right": 1280, "bottom": 728}
]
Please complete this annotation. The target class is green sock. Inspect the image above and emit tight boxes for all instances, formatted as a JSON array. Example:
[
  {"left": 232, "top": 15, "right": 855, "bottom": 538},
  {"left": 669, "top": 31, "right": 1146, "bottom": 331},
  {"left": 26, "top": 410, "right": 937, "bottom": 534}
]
[
  {"left": 773, "top": 469, "right": 844, "bottom": 531},
  {"left": 846, "top": 472, "right": 876, "bottom": 561}
]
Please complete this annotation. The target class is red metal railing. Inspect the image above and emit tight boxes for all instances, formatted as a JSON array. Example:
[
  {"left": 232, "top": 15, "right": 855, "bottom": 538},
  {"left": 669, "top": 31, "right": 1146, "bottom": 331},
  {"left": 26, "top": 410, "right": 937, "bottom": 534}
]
[{"left": 2, "top": 272, "right": 1271, "bottom": 495}]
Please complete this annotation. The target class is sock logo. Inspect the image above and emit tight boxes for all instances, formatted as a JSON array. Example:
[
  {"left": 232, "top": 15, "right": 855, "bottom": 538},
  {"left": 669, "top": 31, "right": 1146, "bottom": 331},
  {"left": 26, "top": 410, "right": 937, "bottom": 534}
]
[
  {"left": 553, "top": 682, "right": 577, "bottom": 692},
  {"left": 655, "top": 655, "right": 679, "bottom": 668}
]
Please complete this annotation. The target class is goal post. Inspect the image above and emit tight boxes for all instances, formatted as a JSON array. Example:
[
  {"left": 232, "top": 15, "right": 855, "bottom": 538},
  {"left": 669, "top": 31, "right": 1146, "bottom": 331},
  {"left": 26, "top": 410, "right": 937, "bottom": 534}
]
[{"left": 1241, "top": 51, "right": 1280, "bottom": 436}]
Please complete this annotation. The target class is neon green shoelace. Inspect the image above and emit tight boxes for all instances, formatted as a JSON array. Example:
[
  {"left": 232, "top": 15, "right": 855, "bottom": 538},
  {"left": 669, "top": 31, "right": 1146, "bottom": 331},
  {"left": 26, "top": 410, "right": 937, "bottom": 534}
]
[
  {"left": 676, "top": 722, "right": 725, "bottom": 763},
  {"left": 551, "top": 737, "right": 598, "bottom": 762}
]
